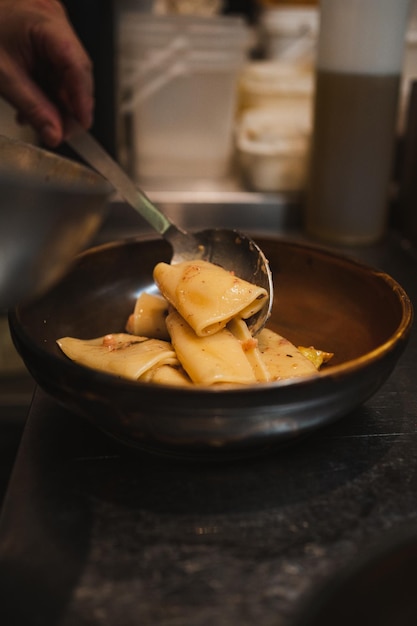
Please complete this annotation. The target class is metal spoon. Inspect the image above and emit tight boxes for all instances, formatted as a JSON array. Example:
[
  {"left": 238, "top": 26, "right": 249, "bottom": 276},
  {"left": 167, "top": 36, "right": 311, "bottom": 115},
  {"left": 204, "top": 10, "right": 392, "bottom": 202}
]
[{"left": 67, "top": 123, "right": 273, "bottom": 334}]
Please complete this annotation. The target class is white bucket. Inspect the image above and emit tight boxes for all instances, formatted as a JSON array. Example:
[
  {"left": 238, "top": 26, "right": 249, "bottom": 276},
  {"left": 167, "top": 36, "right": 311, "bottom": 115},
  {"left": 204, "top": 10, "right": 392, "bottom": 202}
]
[{"left": 117, "top": 14, "right": 250, "bottom": 183}]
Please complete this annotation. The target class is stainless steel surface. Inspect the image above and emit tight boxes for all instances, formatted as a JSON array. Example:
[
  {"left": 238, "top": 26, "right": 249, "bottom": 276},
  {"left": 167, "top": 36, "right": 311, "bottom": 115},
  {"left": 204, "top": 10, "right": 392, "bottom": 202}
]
[
  {"left": 0, "top": 134, "right": 111, "bottom": 309},
  {"left": 99, "top": 190, "right": 302, "bottom": 241},
  {"left": 67, "top": 125, "right": 273, "bottom": 334}
]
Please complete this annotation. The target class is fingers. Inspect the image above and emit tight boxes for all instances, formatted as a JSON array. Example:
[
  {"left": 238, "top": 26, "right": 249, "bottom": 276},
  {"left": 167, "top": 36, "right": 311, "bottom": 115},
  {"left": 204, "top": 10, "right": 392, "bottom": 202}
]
[
  {"left": 29, "top": 17, "right": 95, "bottom": 143},
  {"left": 0, "top": 58, "right": 64, "bottom": 146},
  {"left": 0, "top": 0, "right": 95, "bottom": 146},
  {"left": 56, "top": 58, "right": 95, "bottom": 140},
  {"left": 36, "top": 21, "right": 95, "bottom": 130}
]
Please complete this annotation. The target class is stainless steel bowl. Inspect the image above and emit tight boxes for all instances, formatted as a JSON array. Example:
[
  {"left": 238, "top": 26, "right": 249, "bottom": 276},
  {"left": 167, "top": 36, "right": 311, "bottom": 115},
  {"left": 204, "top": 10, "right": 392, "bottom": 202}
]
[
  {"left": 8, "top": 236, "right": 413, "bottom": 459},
  {"left": 0, "top": 134, "right": 111, "bottom": 309}
]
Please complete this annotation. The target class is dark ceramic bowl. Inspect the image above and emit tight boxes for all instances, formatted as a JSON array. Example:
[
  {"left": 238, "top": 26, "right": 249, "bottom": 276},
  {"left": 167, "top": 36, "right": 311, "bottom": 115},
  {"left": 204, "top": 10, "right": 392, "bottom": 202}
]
[{"left": 9, "top": 237, "right": 413, "bottom": 458}]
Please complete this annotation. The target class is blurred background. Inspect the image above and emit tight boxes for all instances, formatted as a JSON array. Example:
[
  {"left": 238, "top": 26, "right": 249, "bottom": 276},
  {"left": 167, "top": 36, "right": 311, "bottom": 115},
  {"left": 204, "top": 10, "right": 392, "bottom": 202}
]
[{"left": 0, "top": 0, "right": 415, "bottom": 196}]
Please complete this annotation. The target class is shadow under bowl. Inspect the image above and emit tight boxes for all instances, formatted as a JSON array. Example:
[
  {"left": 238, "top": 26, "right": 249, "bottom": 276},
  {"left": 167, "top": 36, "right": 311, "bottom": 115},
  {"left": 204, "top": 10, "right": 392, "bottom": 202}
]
[{"left": 8, "top": 236, "right": 413, "bottom": 459}]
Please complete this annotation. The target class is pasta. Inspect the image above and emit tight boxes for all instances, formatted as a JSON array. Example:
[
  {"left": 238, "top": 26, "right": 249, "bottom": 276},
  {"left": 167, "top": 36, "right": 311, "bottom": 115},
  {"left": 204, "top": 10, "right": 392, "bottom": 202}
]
[
  {"left": 166, "top": 310, "right": 259, "bottom": 385},
  {"left": 153, "top": 260, "right": 268, "bottom": 336},
  {"left": 57, "top": 333, "right": 178, "bottom": 380},
  {"left": 57, "top": 259, "right": 333, "bottom": 387},
  {"left": 126, "top": 292, "right": 170, "bottom": 340}
]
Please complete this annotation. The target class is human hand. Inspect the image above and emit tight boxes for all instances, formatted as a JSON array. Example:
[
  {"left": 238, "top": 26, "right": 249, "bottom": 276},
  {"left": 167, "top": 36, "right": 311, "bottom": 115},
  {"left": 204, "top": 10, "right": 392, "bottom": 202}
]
[{"left": 0, "top": 0, "right": 94, "bottom": 147}]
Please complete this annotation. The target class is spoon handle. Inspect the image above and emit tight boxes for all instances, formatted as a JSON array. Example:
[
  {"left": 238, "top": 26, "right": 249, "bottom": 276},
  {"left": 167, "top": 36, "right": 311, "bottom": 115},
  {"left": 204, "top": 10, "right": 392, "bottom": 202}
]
[{"left": 67, "top": 122, "right": 173, "bottom": 236}]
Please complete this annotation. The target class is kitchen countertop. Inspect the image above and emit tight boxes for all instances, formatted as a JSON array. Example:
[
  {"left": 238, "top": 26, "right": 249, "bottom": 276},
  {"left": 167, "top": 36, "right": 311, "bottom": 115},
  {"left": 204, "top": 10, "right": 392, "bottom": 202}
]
[{"left": 0, "top": 206, "right": 416, "bottom": 625}]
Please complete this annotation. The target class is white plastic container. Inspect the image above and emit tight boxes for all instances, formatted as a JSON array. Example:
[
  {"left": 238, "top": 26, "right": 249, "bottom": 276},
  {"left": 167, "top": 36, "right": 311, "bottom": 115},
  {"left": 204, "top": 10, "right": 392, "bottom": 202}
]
[
  {"left": 236, "top": 107, "right": 310, "bottom": 192},
  {"left": 258, "top": 5, "right": 319, "bottom": 62},
  {"left": 237, "top": 60, "right": 314, "bottom": 118},
  {"left": 235, "top": 60, "right": 313, "bottom": 192},
  {"left": 117, "top": 13, "right": 249, "bottom": 184}
]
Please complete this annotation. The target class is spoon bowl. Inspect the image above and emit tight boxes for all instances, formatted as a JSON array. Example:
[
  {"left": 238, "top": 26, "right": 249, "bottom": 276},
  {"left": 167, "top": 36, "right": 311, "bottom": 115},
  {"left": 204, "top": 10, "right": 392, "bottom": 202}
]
[{"left": 67, "top": 124, "right": 273, "bottom": 333}]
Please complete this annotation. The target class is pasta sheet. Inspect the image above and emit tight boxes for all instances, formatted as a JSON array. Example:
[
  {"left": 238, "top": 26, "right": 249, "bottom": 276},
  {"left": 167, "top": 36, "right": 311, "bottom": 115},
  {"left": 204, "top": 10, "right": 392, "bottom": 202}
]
[
  {"left": 153, "top": 260, "right": 268, "bottom": 336},
  {"left": 57, "top": 259, "right": 332, "bottom": 386},
  {"left": 57, "top": 333, "right": 178, "bottom": 380}
]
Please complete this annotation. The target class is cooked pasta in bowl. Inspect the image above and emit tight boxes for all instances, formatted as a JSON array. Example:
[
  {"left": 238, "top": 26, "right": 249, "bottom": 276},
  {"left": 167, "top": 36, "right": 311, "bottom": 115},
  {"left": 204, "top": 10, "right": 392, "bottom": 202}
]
[
  {"left": 8, "top": 236, "right": 413, "bottom": 458},
  {"left": 56, "top": 258, "right": 333, "bottom": 387}
]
